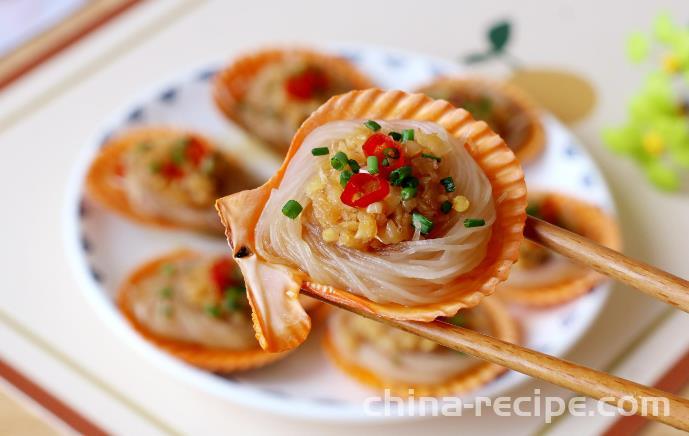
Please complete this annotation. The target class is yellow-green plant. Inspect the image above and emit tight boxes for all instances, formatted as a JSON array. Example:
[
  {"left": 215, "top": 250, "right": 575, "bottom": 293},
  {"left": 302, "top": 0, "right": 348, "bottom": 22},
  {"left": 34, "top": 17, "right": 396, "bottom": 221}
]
[{"left": 603, "top": 12, "right": 689, "bottom": 191}]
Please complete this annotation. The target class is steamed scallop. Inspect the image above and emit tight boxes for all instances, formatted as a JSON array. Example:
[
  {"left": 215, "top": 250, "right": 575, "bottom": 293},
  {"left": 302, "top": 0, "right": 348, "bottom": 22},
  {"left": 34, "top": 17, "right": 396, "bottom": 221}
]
[
  {"left": 417, "top": 77, "right": 545, "bottom": 164},
  {"left": 499, "top": 192, "right": 621, "bottom": 306},
  {"left": 324, "top": 298, "right": 518, "bottom": 396},
  {"left": 216, "top": 89, "right": 527, "bottom": 352},
  {"left": 213, "top": 48, "right": 374, "bottom": 150},
  {"left": 86, "top": 128, "right": 262, "bottom": 234},
  {"left": 117, "top": 250, "right": 289, "bottom": 371}
]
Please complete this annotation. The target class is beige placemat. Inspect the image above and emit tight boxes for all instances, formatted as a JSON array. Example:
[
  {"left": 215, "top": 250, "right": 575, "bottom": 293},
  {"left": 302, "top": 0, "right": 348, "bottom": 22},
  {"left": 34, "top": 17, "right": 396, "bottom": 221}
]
[
  {"left": 0, "top": 381, "right": 64, "bottom": 436},
  {"left": 0, "top": 0, "right": 142, "bottom": 91}
]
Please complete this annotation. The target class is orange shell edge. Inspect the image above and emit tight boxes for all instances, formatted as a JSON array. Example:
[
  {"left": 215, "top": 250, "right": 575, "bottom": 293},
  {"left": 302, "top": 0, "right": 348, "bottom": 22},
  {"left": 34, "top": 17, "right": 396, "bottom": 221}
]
[
  {"left": 498, "top": 192, "right": 621, "bottom": 307},
  {"left": 415, "top": 75, "right": 546, "bottom": 165},
  {"left": 212, "top": 47, "right": 375, "bottom": 150},
  {"left": 323, "top": 297, "right": 519, "bottom": 397},
  {"left": 117, "top": 249, "right": 291, "bottom": 372},
  {"left": 85, "top": 126, "right": 234, "bottom": 234}
]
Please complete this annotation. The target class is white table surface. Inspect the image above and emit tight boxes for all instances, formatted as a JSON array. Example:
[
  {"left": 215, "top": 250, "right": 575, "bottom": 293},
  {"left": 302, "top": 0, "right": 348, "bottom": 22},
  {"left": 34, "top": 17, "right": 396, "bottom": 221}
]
[{"left": 1, "top": 1, "right": 689, "bottom": 434}]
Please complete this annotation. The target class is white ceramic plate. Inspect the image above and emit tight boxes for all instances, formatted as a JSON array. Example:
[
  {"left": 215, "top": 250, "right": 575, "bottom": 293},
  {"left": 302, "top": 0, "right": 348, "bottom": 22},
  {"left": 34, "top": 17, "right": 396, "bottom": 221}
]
[{"left": 64, "top": 44, "right": 616, "bottom": 422}]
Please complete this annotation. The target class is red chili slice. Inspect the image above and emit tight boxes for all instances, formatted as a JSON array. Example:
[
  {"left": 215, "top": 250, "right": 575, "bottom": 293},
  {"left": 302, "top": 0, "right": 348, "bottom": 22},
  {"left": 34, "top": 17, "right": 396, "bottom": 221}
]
[
  {"left": 210, "top": 257, "right": 236, "bottom": 291},
  {"left": 114, "top": 161, "right": 126, "bottom": 177},
  {"left": 340, "top": 173, "right": 390, "bottom": 208},
  {"left": 185, "top": 136, "right": 208, "bottom": 167},
  {"left": 361, "top": 133, "right": 405, "bottom": 177},
  {"left": 160, "top": 161, "right": 184, "bottom": 180},
  {"left": 285, "top": 67, "right": 330, "bottom": 101}
]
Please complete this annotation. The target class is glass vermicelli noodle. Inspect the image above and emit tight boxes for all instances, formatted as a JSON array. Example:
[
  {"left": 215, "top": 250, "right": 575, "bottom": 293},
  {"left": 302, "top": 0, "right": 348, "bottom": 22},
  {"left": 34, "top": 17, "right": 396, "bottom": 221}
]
[{"left": 255, "top": 120, "right": 496, "bottom": 305}]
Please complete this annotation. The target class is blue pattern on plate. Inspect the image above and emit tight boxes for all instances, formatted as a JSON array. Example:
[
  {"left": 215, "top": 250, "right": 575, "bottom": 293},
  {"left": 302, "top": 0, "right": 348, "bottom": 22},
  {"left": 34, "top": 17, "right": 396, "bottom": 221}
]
[
  {"left": 79, "top": 198, "right": 87, "bottom": 218},
  {"left": 127, "top": 107, "right": 144, "bottom": 123},
  {"left": 565, "top": 143, "right": 579, "bottom": 157},
  {"left": 90, "top": 268, "right": 103, "bottom": 283},
  {"left": 159, "top": 87, "right": 178, "bottom": 103},
  {"left": 196, "top": 69, "right": 217, "bottom": 82},
  {"left": 81, "top": 235, "right": 91, "bottom": 253},
  {"left": 582, "top": 173, "right": 594, "bottom": 187},
  {"left": 384, "top": 54, "right": 404, "bottom": 68},
  {"left": 338, "top": 50, "right": 361, "bottom": 63}
]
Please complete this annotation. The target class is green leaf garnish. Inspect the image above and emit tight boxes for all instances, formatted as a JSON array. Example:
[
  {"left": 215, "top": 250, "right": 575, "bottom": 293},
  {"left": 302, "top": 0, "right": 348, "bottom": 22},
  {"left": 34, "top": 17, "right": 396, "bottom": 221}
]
[
  {"left": 340, "top": 170, "right": 353, "bottom": 187},
  {"left": 282, "top": 200, "right": 303, "bottom": 219},
  {"left": 159, "top": 287, "right": 173, "bottom": 299},
  {"left": 488, "top": 21, "right": 511, "bottom": 52},
  {"left": 331, "top": 151, "right": 349, "bottom": 170},
  {"left": 364, "top": 120, "right": 381, "bottom": 132},
  {"left": 389, "top": 166, "right": 412, "bottom": 186},
  {"left": 412, "top": 212, "right": 433, "bottom": 235},
  {"left": 388, "top": 131, "right": 402, "bottom": 141},
  {"left": 464, "top": 218, "right": 486, "bottom": 228},
  {"left": 367, "top": 156, "right": 379, "bottom": 174},
  {"left": 440, "top": 177, "right": 456, "bottom": 192},
  {"left": 401, "top": 186, "right": 417, "bottom": 200},
  {"left": 204, "top": 304, "right": 222, "bottom": 318},
  {"left": 421, "top": 153, "right": 441, "bottom": 162},
  {"left": 311, "top": 147, "right": 329, "bottom": 156}
]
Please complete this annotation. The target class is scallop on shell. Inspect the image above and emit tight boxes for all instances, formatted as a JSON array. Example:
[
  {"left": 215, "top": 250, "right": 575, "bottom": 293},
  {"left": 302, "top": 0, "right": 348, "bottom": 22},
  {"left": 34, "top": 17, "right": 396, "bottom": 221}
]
[{"left": 216, "top": 89, "right": 527, "bottom": 352}]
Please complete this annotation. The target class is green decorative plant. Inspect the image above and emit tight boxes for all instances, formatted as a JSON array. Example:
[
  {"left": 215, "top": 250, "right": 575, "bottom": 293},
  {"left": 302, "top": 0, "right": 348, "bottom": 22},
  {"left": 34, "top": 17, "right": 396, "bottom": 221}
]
[
  {"left": 464, "top": 21, "right": 519, "bottom": 67},
  {"left": 603, "top": 12, "right": 689, "bottom": 191}
]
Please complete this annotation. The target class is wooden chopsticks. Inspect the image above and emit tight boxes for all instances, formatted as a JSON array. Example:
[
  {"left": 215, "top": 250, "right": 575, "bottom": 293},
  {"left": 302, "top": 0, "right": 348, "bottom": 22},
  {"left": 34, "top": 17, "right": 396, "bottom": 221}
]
[
  {"left": 525, "top": 215, "right": 689, "bottom": 314},
  {"left": 299, "top": 215, "right": 689, "bottom": 431}
]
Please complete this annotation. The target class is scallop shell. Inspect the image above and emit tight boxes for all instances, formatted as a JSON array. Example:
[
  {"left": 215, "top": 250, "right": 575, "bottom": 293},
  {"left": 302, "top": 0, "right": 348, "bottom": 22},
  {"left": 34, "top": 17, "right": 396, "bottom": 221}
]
[
  {"left": 117, "top": 250, "right": 294, "bottom": 372},
  {"left": 216, "top": 88, "right": 527, "bottom": 352},
  {"left": 415, "top": 76, "right": 545, "bottom": 165},
  {"left": 86, "top": 127, "right": 251, "bottom": 234},
  {"left": 498, "top": 192, "right": 621, "bottom": 307},
  {"left": 212, "top": 47, "right": 375, "bottom": 150},
  {"left": 323, "top": 297, "right": 519, "bottom": 396}
]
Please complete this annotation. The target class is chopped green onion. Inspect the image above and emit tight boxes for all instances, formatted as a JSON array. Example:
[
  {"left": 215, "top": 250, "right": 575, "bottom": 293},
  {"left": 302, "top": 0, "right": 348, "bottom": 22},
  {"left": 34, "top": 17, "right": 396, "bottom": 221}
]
[
  {"left": 403, "top": 177, "right": 419, "bottom": 188},
  {"left": 160, "top": 263, "right": 176, "bottom": 276},
  {"left": 440, "top": 201, "right": 452, "bottom": 214},
  {"left": 388, "top": 131, "right": 403, "bottom": 141},
  {"left": 401, "top": 186, "right": 417, "bottom": 200},
  {"left": 282, "top": 200, "right": 303, "bottom": 219},
  {"left": 171, "top": 143, "right": 187, "bottom": 164},
  {"left": 340, "top": 170, "right": 353, "bottom": 187},
  {"left": 311, "top": 147, "right": 329, "bottom": 156},
  {"left": 412, "top": 212, "right": 433, "bottom": 235},
  {"left": 159, "top": 287, "right": 173, "bottom": 299},
  {"left": 440, "top": 176, "right": 456, "bottom": 193},
  {"left": 383, "top": 147, "right": 400, "bottom": 159},
  {"left": 364, "top": 120, "right": 381, "bottom": 131},
  {"left": 162, "top": 305, "right": 174, "bottom": 318},
  {"left": 422, "top": 153, "right": 441, "bottom": 162},
  {"left": 201, "top": 157, "right": 215, "bottom": 174},
  {"left": 381, "top": 158, "right": 390, "bottom": 167},
  {"left": 224, "top": 286, "right": 245, "bottom": 311},
  {"left": 149, "top": 162, "right": 161, "bottom": 173},
  {"left": 174, "top": 136, "right": 191, "bottom": 147},
  {"left": 367, "top": 156, "right": 379, "bottom": 174},
  {"left": 204, "top": 304, "right": 222, "bottom": 318},
  {"left": 331, "top": 151, "right": 349, "bottom": 170},
  {"left": 464, "top": 218, "right": 486, "bottom": 228},
  {"left": 389, "top": 166, "right": 413, "bottom": 186},
  {"left": 348, "top": 159, "right": 360, "bottom": 173},
  {"left": 402, "top": 129, "right": 415, "bottom": 142}
]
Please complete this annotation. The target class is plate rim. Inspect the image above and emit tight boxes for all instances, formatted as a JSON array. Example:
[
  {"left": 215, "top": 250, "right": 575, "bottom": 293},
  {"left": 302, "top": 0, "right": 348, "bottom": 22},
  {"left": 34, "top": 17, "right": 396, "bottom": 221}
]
[{"left": 62, "top": 43, "right": 615, "bottom": 422}]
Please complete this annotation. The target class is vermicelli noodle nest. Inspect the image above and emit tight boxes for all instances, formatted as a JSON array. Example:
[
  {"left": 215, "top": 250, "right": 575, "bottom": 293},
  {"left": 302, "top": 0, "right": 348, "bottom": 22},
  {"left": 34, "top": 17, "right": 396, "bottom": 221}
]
[{"left": 255, "top": 120, "right": 496, "bottom": 306}]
